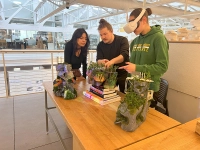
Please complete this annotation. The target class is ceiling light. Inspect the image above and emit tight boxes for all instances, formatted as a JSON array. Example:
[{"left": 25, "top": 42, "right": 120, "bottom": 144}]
[{"left": 13, "top": 1, "right": 21, "bottom": 5}]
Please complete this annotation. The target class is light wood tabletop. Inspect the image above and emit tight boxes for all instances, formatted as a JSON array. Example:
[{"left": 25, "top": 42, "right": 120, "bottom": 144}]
[
  {"left": 120, "top": 118, "right": 200, "bottom": 150},
  {"left": 43, "top": 80, "right": 181, "bottom": 150}
]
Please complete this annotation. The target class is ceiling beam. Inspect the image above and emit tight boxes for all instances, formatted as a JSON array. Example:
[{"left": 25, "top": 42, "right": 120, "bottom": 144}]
[
  {"left": 5, "top": 0, "right": 31, "bottom": 24},
  {"left": 37, "top": 0, "right": 78, "bottom": 24},
  {"left": 76, "top": 0, "right": 178, "bottom": 10},
  {"left": 0, "top": 0, "right": 5, "bottom": 20},
  {"left": 181, "top": 0, "right": 200, "bottom": 7},
  {"left": 0, "top": 0, "right": 3, "bottom": 8},
  {"left": 150, "top": 10, "right": 200, "bottom": 21},
  {"left": 0, "top": 22, "right": 70, "bottom": 32},
  {"left": 37, "top": 5, "right": 66, "bottom": 23},
  {"left": 34, "top": 0, "right": 47, "bottom": 12},
  {"left": 47, "top": 0, "right": 60, "bottom": 7},
  {"left": 68, "top": 10, "right": 126, "bottom": 25}
]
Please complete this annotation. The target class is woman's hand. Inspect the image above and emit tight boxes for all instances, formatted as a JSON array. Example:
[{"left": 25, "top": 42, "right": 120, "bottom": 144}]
[{"left": 119, "top": 62, "right": 136, "bottom": 73}]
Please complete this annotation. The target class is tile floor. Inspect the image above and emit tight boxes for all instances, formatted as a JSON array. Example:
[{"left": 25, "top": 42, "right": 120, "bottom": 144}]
[{"left": 0, "top": 92, "right": 72, "bottom": 150}]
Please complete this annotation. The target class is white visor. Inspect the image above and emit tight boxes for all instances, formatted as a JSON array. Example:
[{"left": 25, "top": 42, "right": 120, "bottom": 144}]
[{"left": 123, "top": 9, "right": 146, "bottom": 34}]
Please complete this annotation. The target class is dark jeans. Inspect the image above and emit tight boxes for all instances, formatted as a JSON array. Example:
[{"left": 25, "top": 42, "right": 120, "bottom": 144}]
[{"left": 116, "top": 72, "right": 128, "bottom": 93}]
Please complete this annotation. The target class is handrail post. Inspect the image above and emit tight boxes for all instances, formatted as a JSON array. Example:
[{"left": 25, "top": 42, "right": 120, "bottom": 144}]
[
  {"left": 51, "top": 53, "right": 54, "bottom": 81},
  {"left": 2, "top": 52, "right": 9, "bottom": 97}
]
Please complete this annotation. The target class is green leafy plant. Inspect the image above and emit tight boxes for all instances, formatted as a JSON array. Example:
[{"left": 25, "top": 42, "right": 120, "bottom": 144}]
[
  {"left": 105, "top": 65, "right": 118, "bottom": 72},
  {"left": 93, "top": 71, "right": 105, "bottom": 82},
  {"left": 115, "top": 72, "right": 153, "bottom": 131},
  {"left": 104, "top": 72, "right": 118, "bottom": 89},
  {"left": 123, "top": 92, "right": 146, "bottom": 115}
]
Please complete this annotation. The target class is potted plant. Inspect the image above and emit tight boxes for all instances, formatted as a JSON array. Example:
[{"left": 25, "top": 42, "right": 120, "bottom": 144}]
[
  {"left": 53, "top": 63, "right": 77, "bottom": 99},
  {"left": 87, "top": 62, "right": 105, "bottom": 86},
  {"left": 115, "top": 72, "right": 153, "bottom": 132},
  {"left": 86, "top": 62, "right": 96, "bottom": 84},
  {"left": 103, "top": 65, "right": 118, "bottom": 89}
]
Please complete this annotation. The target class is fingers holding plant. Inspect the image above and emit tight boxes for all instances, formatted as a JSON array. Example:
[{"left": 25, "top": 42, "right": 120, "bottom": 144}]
[
  {"left": 98, "top": 59, "right": 109, "bottom": 65},
  {"left": 105, "top": 60, "right": 114, "bottom": 68}
]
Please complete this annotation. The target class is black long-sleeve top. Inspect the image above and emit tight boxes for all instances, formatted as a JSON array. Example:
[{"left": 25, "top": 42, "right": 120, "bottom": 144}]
[
  {"left": 97, "top": 35, "right": 129, "bottom": 77},
  {"left": 64, "top": 40, "right": 87, "bottom": 78}
]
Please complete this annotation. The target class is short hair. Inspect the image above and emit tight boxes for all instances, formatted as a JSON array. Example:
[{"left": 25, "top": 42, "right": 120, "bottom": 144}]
[
  {"left": 70, "top": 28, "right": 90, "bottom": 56},
  {"left": 129, "top": 8, "right": 152, "bottom": 22},
  {"left": 98, "top": 19, "right": 113, "bottom": 32}
]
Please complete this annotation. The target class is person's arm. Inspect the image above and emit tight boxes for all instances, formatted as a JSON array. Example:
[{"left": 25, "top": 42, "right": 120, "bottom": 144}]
[
  {"left": 105, "top": 37, "right": 129, "bottom": 67},
  {"left": 109, "top": 55, "right": 124, "bottom": 64},
  {"left": 82, "top": 56, "right": 87, "bottom": 78},
  {"left": 64, "top": 42, "right": 72, "bottom": 64},
  {"left": 134, "top": 35, "right": 169, "bottom": 75}
]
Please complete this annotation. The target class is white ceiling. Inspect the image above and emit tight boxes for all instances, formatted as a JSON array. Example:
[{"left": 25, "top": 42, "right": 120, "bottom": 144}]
[{"left": 0, "top": 0, "right": 200, "bottom": 32}]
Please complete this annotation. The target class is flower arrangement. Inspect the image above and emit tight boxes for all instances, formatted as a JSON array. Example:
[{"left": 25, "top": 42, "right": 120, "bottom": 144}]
[{"left": 53, "top": 63, "right": 77, "bottom": 99}]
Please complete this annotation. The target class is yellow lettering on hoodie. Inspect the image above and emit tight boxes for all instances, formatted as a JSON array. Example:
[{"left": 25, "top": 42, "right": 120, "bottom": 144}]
[
  {"left": 142, "top": 44, "right": 150, "bottom": 52},
  {"left": 132, "top": 44, "right": 150, "bottom": 52}
]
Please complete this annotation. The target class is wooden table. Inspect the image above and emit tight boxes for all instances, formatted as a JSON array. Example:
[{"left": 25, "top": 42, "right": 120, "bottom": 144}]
[
  {"left": 43, "top": 80, "right": 181, "bottom": 150},
  {"left": 120, "top": 118, "right": 200, "bottom": 150}
]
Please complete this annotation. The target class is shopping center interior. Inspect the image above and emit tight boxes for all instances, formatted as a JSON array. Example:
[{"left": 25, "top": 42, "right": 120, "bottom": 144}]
[{"left": 1, "top": 0, "right": 200, "bottom": 150}]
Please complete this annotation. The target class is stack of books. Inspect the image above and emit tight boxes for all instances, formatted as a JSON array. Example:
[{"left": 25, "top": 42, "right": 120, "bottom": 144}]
[{"left": 83, "top": 85, "right": 121, "bottom": 105}]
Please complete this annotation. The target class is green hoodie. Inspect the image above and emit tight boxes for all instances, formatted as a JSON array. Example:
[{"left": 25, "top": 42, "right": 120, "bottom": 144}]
[{"left": 130, "top": 25, "right": 169, "bottom": 92}]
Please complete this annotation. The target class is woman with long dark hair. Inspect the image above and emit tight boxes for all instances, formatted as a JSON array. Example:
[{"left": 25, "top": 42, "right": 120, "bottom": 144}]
[{"left": 64, "top": 28, "right": 90, "bottom": 79}]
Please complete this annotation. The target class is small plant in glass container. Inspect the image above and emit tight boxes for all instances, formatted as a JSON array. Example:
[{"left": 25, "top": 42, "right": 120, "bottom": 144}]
[{"left": 103, "top": 65, "right": 118, "bottom": 89}]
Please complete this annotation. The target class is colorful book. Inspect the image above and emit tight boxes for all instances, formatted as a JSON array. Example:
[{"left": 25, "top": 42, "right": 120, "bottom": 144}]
[
  {"left": 90, "top": 85, "right": 115, "bottom": 95},
  {"left": 91, "top": 85, "right": 115, "bottom": 92},
  {"left": 83, "top": 90, "right": 121, "bottom": 105},
  {"left": 89, "top": 88, "right": 117, "bottom": 98}
]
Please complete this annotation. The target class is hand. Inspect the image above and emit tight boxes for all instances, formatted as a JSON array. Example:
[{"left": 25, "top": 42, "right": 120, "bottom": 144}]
[
  {"left": 98, "top": 59, "right": 109, "bottom": 65},
  {"left": 105, "top": 60, "right": 114, "bottom": 68},
  {"left": 118, "top": 62, "right": 136, "bottom": 73}
]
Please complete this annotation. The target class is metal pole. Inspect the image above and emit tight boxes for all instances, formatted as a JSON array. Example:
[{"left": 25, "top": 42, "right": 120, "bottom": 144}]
[
  {"left": 2, "top": 52, "right": 9, "bottom": 97},
  {"left": 51, "top": 53, "right": 54, "bottom": 80},
  {"left": 45, "top": 90, "right": 49, "bottom": 133}
]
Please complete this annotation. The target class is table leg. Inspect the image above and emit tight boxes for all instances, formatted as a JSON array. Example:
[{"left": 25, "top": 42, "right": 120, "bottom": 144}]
[
  {"left": 73, "top": 136, "right": 84, "bottom": 150},
  {"left": 44, "top": 90, "right": 67, "bottom": 150},
  {"left": 45, "top": 90, "right": 49, "bottom": 133},
  {"left": 45, "top": 109, "right": 67, "bottom": 150}
]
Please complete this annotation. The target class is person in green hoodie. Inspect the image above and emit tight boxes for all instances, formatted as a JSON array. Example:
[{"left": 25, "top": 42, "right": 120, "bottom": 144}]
[{"left": 119, "top": 8, "right": 169, "bottom": 92}]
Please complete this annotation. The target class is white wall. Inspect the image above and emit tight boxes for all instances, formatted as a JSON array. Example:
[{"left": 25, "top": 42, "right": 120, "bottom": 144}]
[{"left": 162, "top": 42, "right": 200, "bottom": 123}]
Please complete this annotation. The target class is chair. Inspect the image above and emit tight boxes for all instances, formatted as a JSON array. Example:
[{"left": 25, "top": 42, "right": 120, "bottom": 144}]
[{"left": 152, "top": 78, "right": 169, "bottom": 116}]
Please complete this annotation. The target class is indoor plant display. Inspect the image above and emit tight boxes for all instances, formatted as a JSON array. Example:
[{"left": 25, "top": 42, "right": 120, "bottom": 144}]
[
  {"left": 115, "top": 72, "right": 153, "bottom": 132},
  {"left": 87, "top": 62, "right": 105, "bottom": 86},
  {"left": 103, "top": 65, "right": 118, "bottom": 89},
  {"left": 87, "top": 62, "right": 119, "bottom": 88},
  {"left": 86, "top": 62, "right": 96, "bottom": 84},
  {"left": 53, "top": 63, "right": 77, "bottom": 99}
]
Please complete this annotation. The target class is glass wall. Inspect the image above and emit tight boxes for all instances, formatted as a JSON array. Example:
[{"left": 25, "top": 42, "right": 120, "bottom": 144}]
[
  {"left": 0, "top": 29, "right": 65, "bottom": 50},
  {"left": 0, "top": 29, "right": 100, "bottom": 50}
]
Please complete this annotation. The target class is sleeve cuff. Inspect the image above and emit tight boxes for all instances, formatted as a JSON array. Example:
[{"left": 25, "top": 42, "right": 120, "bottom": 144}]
[{"left": 136, "top": 65, "right": 143, "bottom": 72}]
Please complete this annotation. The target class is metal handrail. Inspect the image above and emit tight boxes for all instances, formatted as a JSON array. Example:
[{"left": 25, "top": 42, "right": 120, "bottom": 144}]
[{"left": 0, "top": 49, "right": 97, "bottom": 97}]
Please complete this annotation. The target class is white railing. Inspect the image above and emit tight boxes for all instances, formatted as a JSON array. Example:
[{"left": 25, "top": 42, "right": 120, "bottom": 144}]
[{"left": 0, "top": 49, "right": 97, "bottom": 97}]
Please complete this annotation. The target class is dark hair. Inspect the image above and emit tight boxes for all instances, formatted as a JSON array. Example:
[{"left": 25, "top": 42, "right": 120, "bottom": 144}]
[
  {"left": 98, "top": 19, "right": 113, "bottom": 32},
  {"left": 70, "top": 28, "right": 90, "bottom": 56},
  {"left": 130, "top": 8, "right": 152, "bottom": 22}
]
